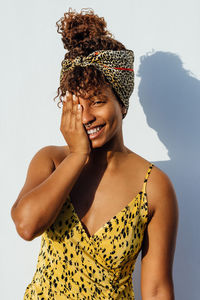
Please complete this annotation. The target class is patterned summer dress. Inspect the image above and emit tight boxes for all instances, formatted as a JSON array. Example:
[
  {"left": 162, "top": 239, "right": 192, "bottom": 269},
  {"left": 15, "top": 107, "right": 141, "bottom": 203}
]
[{"left": 23, "top": 163, "right": 154, "bottom": 299}]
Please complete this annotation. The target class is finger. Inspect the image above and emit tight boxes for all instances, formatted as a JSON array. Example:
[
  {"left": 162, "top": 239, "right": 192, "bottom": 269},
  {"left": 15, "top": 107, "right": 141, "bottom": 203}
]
[
  {"left": 76, "top": 102, "right": 83, "bottom": 130},
  {"left": 66, "top": 91, "right": 73, "bottom": 112},
  {"left": 61, "top": 94, "right": 67, "bottom": 125},
  {"left": 65, "top": 91, "right": 73, "bottom": 128},
  {"left": 62, "top": 93, "right": 67, "bottom": 108},
  {"left": 71, "top": 94, "right": 78, "bottom": 129}
]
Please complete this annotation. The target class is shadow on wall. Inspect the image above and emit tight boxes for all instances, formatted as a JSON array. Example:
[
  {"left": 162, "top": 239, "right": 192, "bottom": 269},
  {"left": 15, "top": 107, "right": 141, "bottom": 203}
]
[{"left": 133, "top": 50, "right": 200, "bottom": 300}]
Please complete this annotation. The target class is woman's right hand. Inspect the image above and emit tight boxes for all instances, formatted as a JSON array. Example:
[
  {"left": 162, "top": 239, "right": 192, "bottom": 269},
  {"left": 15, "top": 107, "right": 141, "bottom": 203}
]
[{"left": 60, "top": 91, "right": 91, "bottom": 156}]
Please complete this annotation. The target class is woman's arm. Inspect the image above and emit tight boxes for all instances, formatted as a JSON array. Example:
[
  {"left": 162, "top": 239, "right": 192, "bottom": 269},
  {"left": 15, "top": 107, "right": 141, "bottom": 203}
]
[
  {"left": 11, "top": 146, "right": 88, "bottom": 241},
  {"left": 11, "top": 92, "right": 91, "bottom": 241},
  {"left": 141, "top": 168, "right": 179, "bottom": 300}
]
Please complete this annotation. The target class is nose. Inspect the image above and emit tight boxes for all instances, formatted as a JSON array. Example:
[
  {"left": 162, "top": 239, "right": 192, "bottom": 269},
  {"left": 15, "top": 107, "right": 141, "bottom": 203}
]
[{"left": 81, "top": 106, "right": 96, "bottom": 126}]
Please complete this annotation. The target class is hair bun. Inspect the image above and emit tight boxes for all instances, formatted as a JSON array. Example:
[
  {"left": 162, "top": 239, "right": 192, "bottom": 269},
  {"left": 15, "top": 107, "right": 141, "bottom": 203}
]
[
  {"left": 54, "top": 7, "right": 127, "bottom": 111},
  {"left": 56, "top": 7, "right": 113, "bottom": 53}
]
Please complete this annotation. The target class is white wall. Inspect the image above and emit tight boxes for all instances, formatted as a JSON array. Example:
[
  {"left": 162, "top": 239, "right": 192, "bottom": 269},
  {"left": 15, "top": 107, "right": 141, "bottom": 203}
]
[{"left": 1, "top": 0, "right": 200, "bottom": 299}]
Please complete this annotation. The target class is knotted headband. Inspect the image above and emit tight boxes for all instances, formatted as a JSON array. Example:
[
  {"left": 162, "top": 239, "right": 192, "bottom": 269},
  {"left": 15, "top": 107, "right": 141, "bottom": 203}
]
[{"left": 60, "top": 49, "right": 134, "bottom": 118}]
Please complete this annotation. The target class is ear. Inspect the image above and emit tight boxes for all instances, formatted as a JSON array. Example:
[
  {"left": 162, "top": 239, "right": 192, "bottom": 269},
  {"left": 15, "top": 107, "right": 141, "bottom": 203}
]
[{"left": 121, "top": 105, "right": 127, "bottom": 118}]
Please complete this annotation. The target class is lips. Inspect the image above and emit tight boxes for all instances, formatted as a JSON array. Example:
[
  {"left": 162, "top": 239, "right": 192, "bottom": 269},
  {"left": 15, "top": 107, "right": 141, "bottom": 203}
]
[
  {"left": 86, "top": 124, "right": 106, "bottom": 140},
  {"left": 86, "top": 124, "right": 105, "bottom": 131}
]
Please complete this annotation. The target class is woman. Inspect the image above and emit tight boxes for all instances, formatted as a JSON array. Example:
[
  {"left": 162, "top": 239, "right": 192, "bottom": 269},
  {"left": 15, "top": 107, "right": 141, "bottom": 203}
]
[{"left": 11, "top": 7, "right": 179, "bottom": 300}]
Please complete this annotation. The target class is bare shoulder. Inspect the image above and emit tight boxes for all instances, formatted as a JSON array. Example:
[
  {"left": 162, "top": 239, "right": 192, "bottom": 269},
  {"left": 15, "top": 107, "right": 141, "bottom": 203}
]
[
  {"left": 29, "top": 145, "right": 70, "bottom": 170},
  {"left": 45, "top": 145, "right": 70, "bottom": 168},
  {"left": 41, "top": 144, "right": 69, "bottom": 155},
  {"left": 146, "top": 163, "right": 178, "bottom": 218},
  {"left": 11, "top": 145, "right": 66, "bottom": 211},
  {"left": 126, "top": 150, "right": 178, "bottom": 219}
]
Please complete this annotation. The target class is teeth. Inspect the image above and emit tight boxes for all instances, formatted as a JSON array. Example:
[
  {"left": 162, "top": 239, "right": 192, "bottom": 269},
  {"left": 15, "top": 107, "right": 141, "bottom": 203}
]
[{"left": 87, "top": 126, "right": 103, "bottom": 135}]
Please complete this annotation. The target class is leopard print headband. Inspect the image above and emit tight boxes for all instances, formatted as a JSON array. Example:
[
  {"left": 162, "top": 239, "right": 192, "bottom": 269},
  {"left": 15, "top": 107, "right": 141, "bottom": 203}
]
[{"left": 60, "top": 49, "right": 134, "bottom": 118}]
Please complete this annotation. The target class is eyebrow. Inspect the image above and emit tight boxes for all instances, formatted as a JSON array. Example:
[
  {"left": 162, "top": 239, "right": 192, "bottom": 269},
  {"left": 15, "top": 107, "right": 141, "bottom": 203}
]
[
  {"left": 92, "top": 94, "right": 108, "bottom": 101},
  {"left": 79, "top": 93, "right": 108, "bottom": 103}
]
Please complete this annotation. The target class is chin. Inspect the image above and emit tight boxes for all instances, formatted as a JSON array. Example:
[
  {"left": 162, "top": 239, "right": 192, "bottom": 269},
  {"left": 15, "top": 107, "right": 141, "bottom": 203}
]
[{"left": 90, "top": 140, "right": 104, "bottom": 148}]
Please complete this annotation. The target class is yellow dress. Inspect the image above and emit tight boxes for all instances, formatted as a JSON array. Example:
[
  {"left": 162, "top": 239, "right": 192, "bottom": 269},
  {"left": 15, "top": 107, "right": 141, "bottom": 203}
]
[{"left": 23, "top": 163, "right": 154, "bottom": 299}]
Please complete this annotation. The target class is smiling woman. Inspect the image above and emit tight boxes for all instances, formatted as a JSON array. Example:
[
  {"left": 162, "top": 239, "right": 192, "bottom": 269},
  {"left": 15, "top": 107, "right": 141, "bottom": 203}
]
[
  {"left": 72, "top": 83, "right": 126, "bottom": 146},
  {"left": 11, "top": 6, "right": 178, "bottom": 300}
]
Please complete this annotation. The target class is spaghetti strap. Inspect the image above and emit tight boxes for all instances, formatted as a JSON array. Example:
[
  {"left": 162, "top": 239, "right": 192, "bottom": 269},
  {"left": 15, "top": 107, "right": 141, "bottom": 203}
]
[{"left": 142, "top": 162, "right": 154, "bottom": 194}]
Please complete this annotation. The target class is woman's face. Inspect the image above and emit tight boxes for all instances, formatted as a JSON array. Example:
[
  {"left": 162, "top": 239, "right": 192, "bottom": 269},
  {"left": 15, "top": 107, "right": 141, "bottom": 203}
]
[{"left": 76, "top": 85, "right": 126, "bottom": 148}]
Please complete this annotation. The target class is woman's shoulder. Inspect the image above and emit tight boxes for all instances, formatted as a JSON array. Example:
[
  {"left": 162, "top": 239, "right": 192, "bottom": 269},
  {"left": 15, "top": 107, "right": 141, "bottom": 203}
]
[
  {"left": 40, "top": 145, "right": 70, "bottom": 168},
  {"left": 126, "top": 150, "right": 176, "bottom": 217},
  {"left": 126, "top": 148, "right": 169, "bottom": 181},
  {"left": 47, "top": 144, "right": 69, "bottom": 155},
  {"left": 125, "top": 148, "right": 154, "bottom": 173}
]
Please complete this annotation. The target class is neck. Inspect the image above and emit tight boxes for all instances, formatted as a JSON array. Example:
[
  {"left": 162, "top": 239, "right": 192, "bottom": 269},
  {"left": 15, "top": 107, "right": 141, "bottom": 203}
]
[{"left": 86, "top": 133, "right": 128, "bottom": 169}]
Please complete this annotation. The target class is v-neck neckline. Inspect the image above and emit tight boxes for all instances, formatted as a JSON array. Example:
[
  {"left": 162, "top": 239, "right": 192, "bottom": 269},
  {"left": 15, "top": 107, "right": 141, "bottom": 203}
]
[{"left": 68, "top": 191, "right": 143, "bottom": 241}]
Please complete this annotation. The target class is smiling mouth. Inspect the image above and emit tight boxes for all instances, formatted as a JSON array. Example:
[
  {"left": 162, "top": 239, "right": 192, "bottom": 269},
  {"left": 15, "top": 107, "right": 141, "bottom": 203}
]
[{"left": 86, "top": 124, "right": 106, "bottom": 139}]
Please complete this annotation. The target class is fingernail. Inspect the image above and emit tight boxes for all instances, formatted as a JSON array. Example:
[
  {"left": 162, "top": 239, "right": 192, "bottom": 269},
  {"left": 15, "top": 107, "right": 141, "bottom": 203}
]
[
  {"left": 73, "top": 94, "right": 76, "bottom": 101},
  {"left": 77, "top": 104, "right": 81, "bottom": 110}
]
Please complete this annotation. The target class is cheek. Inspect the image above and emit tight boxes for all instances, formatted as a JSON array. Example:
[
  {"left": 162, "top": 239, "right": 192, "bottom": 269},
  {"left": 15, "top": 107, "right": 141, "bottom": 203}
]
[
  {"left": 107, "top": 107, "right": 121, "bottom": 132},
  {"left": 98, "top": 102, "right": 121, "bottom": 128},
  {"left": 105, "top": 103, "right": 119, "bottom": 119}
]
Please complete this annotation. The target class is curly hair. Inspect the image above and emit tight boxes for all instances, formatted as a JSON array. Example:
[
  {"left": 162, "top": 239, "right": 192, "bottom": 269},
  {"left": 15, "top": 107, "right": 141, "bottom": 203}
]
[{"left": 54, "top": 7, "right": 127, "bottom": 112}]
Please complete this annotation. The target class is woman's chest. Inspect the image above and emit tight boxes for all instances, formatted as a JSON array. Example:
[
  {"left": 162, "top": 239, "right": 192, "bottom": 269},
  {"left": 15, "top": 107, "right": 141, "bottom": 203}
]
[
  {"left": 52, "top": 146, "right": 150, "bottom": 238},
  {"left": 68, "top": 167, "right": 145, "bottom": 238}
]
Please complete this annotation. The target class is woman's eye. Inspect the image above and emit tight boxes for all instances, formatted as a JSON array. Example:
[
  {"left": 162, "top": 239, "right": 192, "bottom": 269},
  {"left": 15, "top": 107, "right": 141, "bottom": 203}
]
[{"left": 94, "top": 101, "right": 104, "bottom": 105}]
